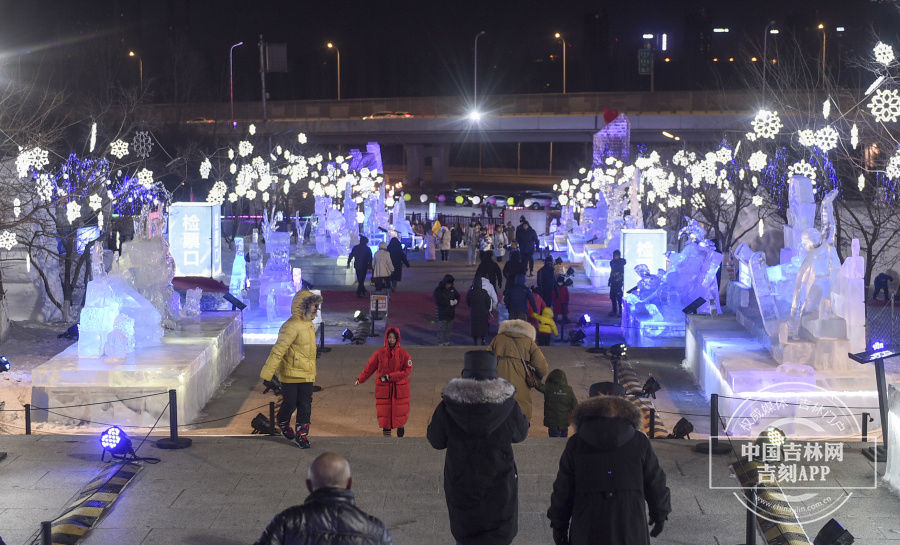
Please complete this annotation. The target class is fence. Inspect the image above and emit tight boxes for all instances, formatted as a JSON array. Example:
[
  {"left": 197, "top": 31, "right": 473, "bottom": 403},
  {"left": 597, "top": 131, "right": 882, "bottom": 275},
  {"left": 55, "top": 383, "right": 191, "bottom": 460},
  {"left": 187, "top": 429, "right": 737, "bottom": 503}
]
[{"left": 866, "top": 298, "right": 898, "bottom": 348}]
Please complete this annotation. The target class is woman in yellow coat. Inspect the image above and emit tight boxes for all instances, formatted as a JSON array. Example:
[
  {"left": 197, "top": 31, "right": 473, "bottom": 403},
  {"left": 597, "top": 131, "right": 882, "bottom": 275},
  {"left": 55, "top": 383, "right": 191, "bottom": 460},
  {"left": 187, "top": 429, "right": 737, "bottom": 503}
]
[{"left": 259, "top": 289, "right": 322, "bottom": 448}]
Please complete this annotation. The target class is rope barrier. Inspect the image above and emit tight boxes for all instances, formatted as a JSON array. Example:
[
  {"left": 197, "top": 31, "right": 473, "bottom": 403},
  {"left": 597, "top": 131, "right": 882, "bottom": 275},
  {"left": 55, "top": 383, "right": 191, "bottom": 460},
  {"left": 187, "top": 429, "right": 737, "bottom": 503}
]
[
  {"left": 180, "top": 403, "right": 271, "bottom": 427},
  {"left": 134, "top": 402, "right": 170, "bottom": 457},
  {"left": 37, "top": 409, "right": 158, "bottom": 429},
  {"left": 28, "top": 391, "right": 169, "bottom": 410},
  {"left": 718, "top": 394, "right": 879, "bottom": 411}
]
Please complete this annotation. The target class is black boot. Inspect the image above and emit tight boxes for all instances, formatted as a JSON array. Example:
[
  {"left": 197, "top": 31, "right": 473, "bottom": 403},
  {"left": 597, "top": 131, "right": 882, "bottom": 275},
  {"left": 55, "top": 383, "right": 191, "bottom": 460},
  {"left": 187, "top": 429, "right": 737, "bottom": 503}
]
[
  {"left": 382, "top": 428, "right": 392, "bottom": 437},
  {"left": 397, "top": 427, "right": 405, "bottom": 438},
  {"left": 278, "top": 420, "right": 295, "bottom": 440},
  {"left": 294, "top": 423, "right": 310, "bottom": 449}
]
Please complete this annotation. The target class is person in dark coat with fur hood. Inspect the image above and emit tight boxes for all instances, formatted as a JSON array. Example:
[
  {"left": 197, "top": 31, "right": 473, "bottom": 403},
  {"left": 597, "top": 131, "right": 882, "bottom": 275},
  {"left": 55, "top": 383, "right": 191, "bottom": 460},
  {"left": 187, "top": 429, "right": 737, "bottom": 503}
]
[
  {"left": 427, "top": 351, "right": 530, "bottom": 545},
  {"left": 547, "top": 395, "right": 671, "bottom": 545}
]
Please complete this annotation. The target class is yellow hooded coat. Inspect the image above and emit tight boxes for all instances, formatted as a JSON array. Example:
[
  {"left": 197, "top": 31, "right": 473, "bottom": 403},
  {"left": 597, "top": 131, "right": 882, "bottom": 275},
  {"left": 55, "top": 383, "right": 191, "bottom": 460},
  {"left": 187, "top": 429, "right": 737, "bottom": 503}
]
[
  {"left": 259, "top": 290, "right": 322, "bottom": 383},
  {"left": 532, "top": 307, "right": 559, "bottom": 336}
]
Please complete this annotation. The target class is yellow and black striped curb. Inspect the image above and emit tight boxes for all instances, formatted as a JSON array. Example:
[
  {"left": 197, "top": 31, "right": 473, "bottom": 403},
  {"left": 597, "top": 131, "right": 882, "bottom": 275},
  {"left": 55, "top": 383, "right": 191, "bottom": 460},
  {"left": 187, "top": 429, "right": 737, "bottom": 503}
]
[
  {"left": 732, "top": 460, "right": 812, "bottom": 545},
  {"left": 31, "top": 462, "right": 142, "bottom": 545},
  {"left": 618, "top": 362, "right": 671, "bottom": 438}
]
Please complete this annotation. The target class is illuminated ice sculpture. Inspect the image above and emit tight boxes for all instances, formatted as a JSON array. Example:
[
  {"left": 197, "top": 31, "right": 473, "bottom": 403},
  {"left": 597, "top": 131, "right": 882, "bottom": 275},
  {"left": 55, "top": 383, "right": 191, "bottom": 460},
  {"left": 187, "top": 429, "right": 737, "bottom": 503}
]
[{"left": 621, "top": 223, "right": 722, "bottom": 343}]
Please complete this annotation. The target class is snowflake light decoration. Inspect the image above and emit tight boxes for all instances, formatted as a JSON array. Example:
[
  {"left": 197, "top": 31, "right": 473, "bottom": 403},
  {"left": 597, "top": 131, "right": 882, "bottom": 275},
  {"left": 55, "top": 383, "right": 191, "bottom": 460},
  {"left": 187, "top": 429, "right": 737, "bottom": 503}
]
[
  {"left": 0, "top": 230, "right": 16, "bottom": 250},
  {"left": 238, "top": 141, "right": 253, "bottom": 157},
  {"left": 814, "top": 126, "right": 839, "bottom": 152},
  {"left": 13, "top": 198, "right": 20, "bottom": 218},
  {"left": 298, "top": 133, "right": 308, "bottom": 144},
  {"left": 89, "top": 194, "right": 102, "bottom": 211},
  {"left": 752, "top": 195, "right": 764, "bottom": 207},
  {"left": 788, "top": 161, "right": 817, "bottom": 181},
  {"left": 656, "top": 217, "right": 666, "bottom": 227},
  {"left": 110, "top": 139, "right": 129, "bottom": 159},
  {"left": 248, "top": 124, "right": 256, "bottom": 136},
  {"left": 16, "top": 147, "right": 49, "bottom": 178},
  {"left": 137, "top": 168, "right": 154, "bottom": 188},
  {"left": 36, "top": 174, "right": 53, "bottom": 202},
  {"left": 66, "top": 201, "right": 82, "bottom": 224},
  {"left": 207, "top": 181, "right": 228, "bottom": 205},
  {"left": 199, "top": 158, "right": 212, "bottom": 179},
  {"left": 868, "top": 88, "right": 900, "bottom": 122},
  {"left": 858, "top": 174, "right": 865, "bottom": 191},
  {"left": 874, "top": 41, "right": 895, "bottom": 66},
  {"left": 822, "top": 98, "right": 831, "bottom": 120},
  {"left": 748, "top": 151, "right": 768, "bottom": 172},
  {"left": 715, "top": 147, "right": 733, "bottom": 163},
  {"left": 228, "top": 192, "right": 238, "bottom": 203},
  {"left": 751, "top": 110, "right": 782, "bottom": 139},
  {"left": 850, "top": 124, "right": 859, "bottom": 149},
  {"left": 131, "top": 131, "right": 153, "bottom": 158},
  {"left": 797, "top": 129, "right": 815, "bottom": 147},
  {"left": 886, "top": 151, "right": 900, "bottom": 180}
]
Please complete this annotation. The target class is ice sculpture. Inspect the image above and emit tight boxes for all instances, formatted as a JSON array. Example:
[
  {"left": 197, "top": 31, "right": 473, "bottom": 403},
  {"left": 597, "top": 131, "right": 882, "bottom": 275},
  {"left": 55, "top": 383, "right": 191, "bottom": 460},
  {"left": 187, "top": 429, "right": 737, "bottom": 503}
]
[
  {"left": 731, "top": 176, "right": 865, "bottom": 371},
  {"left": 246, "top": 230, "right": 263, "bottom": 297},
  {"left": 79, "top": 246, "right": 162, "bottom": 358},
  {"left": 592, "top": 113, "right": 631, "bottom": 166},
  {"left": 182, "top": 288, "right": 202, "bottom": 318},
  {"left": 229, "top": 237, "right": 247, "bottom": 296},
  {"left": 114, "top": 211, "right": 179, "bottom": 328},
  {"left": 622, "top": 219, "right": 723, "bottom": 339},
  {"left": 392, "top": 194, "right": 412, "bottom": 238},
  {"left": 257, "top": 232, "right": 294, "bottom": 319}
]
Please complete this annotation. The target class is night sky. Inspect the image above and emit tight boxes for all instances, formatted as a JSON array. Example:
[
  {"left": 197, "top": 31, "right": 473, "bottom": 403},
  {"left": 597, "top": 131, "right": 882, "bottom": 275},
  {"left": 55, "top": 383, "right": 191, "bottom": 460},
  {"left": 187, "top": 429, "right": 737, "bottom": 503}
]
[{"left": 0, "top": 0, "right": 896, "bottom": 104}]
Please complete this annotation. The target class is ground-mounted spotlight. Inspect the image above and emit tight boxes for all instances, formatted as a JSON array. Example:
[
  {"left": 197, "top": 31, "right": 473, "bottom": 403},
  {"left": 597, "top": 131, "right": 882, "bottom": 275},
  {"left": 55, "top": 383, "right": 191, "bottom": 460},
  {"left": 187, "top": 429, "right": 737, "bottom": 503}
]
[
  {"left": 100, "top": 426, "right": 135, "bottom": 461},
  {"left": 609, "top": 343, "right": 627, "bottom": 360},
  {"left": 353, "top": 310, "right": 366, "bottom": 322},
  {"left": 342, "top": 328, "right": 356, "bottom": 343},
  {"left": 814, "top": 518, "right": 854, "bottom": 545},
  {"left": 640, "top": 376, "right": 662, "bottom": 399},
  {"left": 757, "top": 426, "right": 786, "bottom": 448},
  {"left": 667, "top": 418, "right": 694, "bottom": 439},
  {"left": 589, "top": 381, "right": 626, "bottom": 397},
  {"left": 0, "top": 356, "right": 9, "bottom": 373},
  {"left": 568, "top": 329, "right": 586, "bottom": 345},
  {"left": 578, "top": 314, "right": 591, "bottom": 327},
  {"left": 251, "top": 413, "right": 278, "bottom": 435}
]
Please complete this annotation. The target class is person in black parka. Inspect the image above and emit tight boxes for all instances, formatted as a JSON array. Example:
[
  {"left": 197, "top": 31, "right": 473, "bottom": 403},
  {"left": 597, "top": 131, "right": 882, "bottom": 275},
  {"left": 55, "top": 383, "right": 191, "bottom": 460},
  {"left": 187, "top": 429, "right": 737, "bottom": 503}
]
[
  {"left": 347, "top": 236, "right": 373, "bottom": 298},
  {"left": 536, "top": 256, "right": 558, "bottom": 309},
  {"left": 434, "top": 274, "right": 460, "bottom": 346},
  {"left": 466, "top": 276, "right": 493, "bottom": 345},
  {"left": 475, "top": 250, "right": 503, "bottom": 291},
  {"left": 428, "top": 351, "right": 529, "bottom": 545},
  {"left": 386, "top": 237, "right": 411, "bottom": 292},
  {"left": 503, "top": 274, "right": 537, "bottom": 322},
  {"left": 547, "top": 395, "right": 671, "bottom": 545},
  {"left": 502, "top": 250, "right": 525, "bottom": 288}
]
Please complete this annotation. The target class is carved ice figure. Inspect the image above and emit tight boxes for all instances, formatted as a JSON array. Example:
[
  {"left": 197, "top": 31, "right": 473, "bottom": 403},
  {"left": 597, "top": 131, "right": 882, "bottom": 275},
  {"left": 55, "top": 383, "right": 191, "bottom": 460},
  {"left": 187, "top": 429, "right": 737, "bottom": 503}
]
[
  {"left": 314, "top": 196, "right": 330, "bottom": 255},
  {"left": 834, "top": 238, "right": 866, "bottom": 353},
  {"left": 258, "top": 232, "right": 293, "bottom": 318},
  {"left": 229, "top": 237, "right": 247, "bottom": 296},
  {"left": 343, "top": 181, "right": 360, "bottom": 246},
  {"left": 782, "top": 175, "right": 818, "bottom": 265},
  {"left": 246, "top": 230, "right": 263, "bottom": 292},
  {"left": 182, "top": 288, "right": 202, "bottom": 318},
  {"left": 392, "top": 195, "right": 412, "bottom": 238},
  {"left": 787, "top": 189, "right": 841, "bottom": 338}
]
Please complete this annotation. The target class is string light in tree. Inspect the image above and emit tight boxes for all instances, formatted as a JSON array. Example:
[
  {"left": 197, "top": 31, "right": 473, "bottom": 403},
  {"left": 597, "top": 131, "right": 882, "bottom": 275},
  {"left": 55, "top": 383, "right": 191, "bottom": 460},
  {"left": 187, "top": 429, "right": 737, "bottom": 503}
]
[
  {"left": 788, "top": 161, "right": 817, "bottom": 181},
  {"left": 750, "top": 110, "right": 783, "bottom": 139},
  {"left": 885, "top": 151, "right": 900, "bottom": 180},
  {"left": 867, "top": 88, "right": 900, "bottom": 122},
  {"left": 248, "top": 124, "right": 257, "bottom": 136},
  {"left": 109, "top": 139, "right": 129, "bottom": 159},
  {"left": 89, "top": 122, "right": 97, "bottom": 153},
  {"left": 822, "top": 98, "right": 831, "bottom": 120},
  {"left": 858, "top": 174, "right": 866, "bottom": 191},
  {"left": 89, "top": 194, "right": 102, "bottom": 211},
  {"left": 199, "top": 158, "right": 212, "bottom": 179},
  {"left": 797, "top": 129, "right": 815, "bottom": 147},
  {"left": 13, "top": 198, "right": 20, "bottom": 218},
  {"left": 814, "top": 126, "right": 839, "bottom": 152},
  {"left": 137, "top": 168, "right": 154, "bottom": 188},
  {"left": 851, "top": 124, "right": 859, "bottom": 149},
  {"left": 297, "top": 133, "right": 308, "bottom": 144},
  {"left": 98, "top": 211, "right": 104, "bottom": 231},
  {"left": 16, "top": 147, "right": 49, "bottom": 178},
  {"left": 874, "top": 41, "right": 895, "bottom": 66},
  {"left": 238, "top": 141, "right": 253, "bottom": 157},
  {"left": 752, "top": 195, "right": 764, "bottom": 207},
  {"left": 0, "top": 231, "right": 16, "bottom": 250}
]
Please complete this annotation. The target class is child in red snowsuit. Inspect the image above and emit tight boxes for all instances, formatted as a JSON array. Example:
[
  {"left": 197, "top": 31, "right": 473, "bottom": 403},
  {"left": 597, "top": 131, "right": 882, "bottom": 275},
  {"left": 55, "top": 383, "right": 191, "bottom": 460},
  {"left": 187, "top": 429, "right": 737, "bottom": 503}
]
[
  {"left": 553, "top": 276, "right": 571, "bottom": 323},
  {"left": 355, "top": 327, "right": 413, "bottom": 436}
]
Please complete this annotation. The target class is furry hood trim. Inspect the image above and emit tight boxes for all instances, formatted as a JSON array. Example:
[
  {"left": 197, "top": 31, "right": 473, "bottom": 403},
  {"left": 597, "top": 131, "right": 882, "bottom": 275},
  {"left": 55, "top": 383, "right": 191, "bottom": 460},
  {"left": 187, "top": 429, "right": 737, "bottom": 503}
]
[
  {"left": 291, "top": 290, "right": 323, "bottom": 321},
  {"left": 442, "top": 377, "right": 515, "bottom": 405},
  {"left": 574, "top": 395, "right": 643, "bottom": 430},
  {"left": 497, "top": 319, "right": 536, "bottom": 341}
]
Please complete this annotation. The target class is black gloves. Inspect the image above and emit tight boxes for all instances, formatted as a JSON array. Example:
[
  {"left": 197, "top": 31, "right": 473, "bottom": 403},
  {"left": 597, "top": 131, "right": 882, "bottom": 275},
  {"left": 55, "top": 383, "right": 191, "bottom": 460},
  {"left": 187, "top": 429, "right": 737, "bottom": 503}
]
[
  {"left": 262, "top": 376, "right": 283, "bottom": 396},
  {"left": 649, "top": 518, "right": 665, "bottom": 538},
  {"left": 379, "top": 375, "right": 390, "bottom": 383},
  {"left": 552, "top": 526, "right": 569, "bottom": 545}
]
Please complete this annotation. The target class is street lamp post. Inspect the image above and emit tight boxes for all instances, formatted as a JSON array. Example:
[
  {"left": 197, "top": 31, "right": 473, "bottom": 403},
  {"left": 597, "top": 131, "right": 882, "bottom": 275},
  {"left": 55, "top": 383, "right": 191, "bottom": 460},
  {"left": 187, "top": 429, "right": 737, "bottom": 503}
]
[
  {"left": 128, "top": 50, "right": 143, "bottom": 89},
  {"left": 554, "top": 32, "right": 566, "bottom": 94},
  {"left": 762, "top": 21, "right": 776, "bottom": 104},
  {"left": 818, "top": 23, "right": 827, "bottom": 87},
  {"left": 473, "top": 31, "right": 486, "bottom": 111},
  {"left": 326, "top": 42, "right": 341, "bottom": 100},
  {"left": 229, "top": 41, "right": 244, "bottom": 129}
]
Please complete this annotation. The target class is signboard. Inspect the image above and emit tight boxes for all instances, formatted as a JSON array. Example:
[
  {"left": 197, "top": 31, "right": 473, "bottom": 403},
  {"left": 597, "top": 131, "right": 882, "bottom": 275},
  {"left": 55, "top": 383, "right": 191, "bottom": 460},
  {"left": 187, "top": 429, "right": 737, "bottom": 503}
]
[
  {"left": 370, "top": 294, "right": 389, "bottom": 313},
  {"left": 168, "top": 203, "right": 222, "bottom": 277},
  {"left": 621, "top": 229, "right": 668, "bottom": 292},
  {"left": 638, "top": 48, "right": 653, "bottom": 75}
]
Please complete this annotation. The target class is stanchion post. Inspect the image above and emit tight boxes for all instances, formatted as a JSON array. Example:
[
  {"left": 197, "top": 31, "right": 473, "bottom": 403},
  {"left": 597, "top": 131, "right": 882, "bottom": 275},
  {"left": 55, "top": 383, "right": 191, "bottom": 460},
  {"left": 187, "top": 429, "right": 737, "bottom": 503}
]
[
  {"left": 41, "top": 521, "right": 52, "bottom": 545},
  {"left": 695, "top": 393, "right": 731, "bottom": 454},
  {"left": 155, "top": 389, "right": 192, "bottom": 450},
  {"left": 862, "top": 412, "right": 870, "bottom": 443},
  {"left": 269, "top": 401, "right": 277, "bottom": 435},
  {"left": 649, "top": 408, "right": 656, "bottom": 439},
  {"left": 744, "top": 487, "right": 757, "bottom": 545},
  {"left": 612, "top": 360, "right": 620, "bottom": 384},
  {"left": 369, "top": 299, "right": 379, "bottom": 337},
  {"left": 316, "top": 322, "right": 331, "bottom": 354},
  {"left": 586, "top": 322, "right": 602, "bottom": 353},
  {"left": 25, "top": 403, "right": 31, "bottom": 435}
]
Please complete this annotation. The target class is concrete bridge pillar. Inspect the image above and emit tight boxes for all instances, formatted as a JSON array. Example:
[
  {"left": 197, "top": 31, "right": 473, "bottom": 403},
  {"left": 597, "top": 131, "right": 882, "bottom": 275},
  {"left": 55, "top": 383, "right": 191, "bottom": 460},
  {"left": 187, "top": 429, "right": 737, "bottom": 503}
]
[
  {"left": 430, "top": 144, "right": 450, "bottom": 188},
  {"left": 405, "top": 144, "right": 424, "bottom": 188}
]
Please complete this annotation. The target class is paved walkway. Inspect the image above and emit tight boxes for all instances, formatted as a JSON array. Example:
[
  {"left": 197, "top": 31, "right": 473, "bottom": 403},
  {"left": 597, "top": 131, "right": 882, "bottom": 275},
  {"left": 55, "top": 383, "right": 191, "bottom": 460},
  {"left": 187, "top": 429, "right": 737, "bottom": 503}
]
[{"left": 1, "top": 435, "right": 897, "bottom": 545}]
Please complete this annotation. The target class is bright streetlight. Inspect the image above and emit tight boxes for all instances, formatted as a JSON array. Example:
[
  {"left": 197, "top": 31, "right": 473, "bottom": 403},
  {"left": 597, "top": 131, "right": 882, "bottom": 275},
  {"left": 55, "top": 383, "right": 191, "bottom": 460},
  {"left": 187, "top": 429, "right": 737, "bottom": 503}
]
[
  {"left": 128, "top": 50, "right": 143, "bottom": 89},
  {"left": 762, "top": 20, "right": 776, "bottom": 103},
  {"left": 472, "top": 30, "right": 486, "bottom": 119},
  {"left": 229, "top": 41, "right": 244, "bottom": 128},
  {"left": 554, "top": 32, "right": 566, "bottom": 94},
  {"left": 326, "top": 42, "right": 341, "bottom": 100}
]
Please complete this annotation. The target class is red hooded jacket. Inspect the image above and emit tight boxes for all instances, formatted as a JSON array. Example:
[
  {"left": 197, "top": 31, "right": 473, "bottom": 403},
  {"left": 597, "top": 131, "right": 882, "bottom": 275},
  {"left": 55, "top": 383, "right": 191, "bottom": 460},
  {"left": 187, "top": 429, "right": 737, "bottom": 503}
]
[{"left": 357, "top": 327, "right": 413, "bottom": 429}]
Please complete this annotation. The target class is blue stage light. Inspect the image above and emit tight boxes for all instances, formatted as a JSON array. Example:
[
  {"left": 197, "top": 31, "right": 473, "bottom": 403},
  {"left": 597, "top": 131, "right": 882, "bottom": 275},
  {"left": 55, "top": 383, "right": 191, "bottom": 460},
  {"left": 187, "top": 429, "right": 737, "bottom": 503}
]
[
  {"left": 583, "top": 314, "right": 591, "bottom": 323},
  {"left": 0, "top": 356, "right": 9, "bottom": 373},
  {"left": 100, "top": 426, "right": 134, "bottom": 461}
]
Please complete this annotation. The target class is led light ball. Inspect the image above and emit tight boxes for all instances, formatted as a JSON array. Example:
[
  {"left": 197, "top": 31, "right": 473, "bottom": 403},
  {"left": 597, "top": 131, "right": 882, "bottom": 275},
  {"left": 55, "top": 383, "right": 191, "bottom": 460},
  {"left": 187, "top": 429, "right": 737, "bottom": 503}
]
[
  {"left": 455, "top": 195, "right": 464, "bottom": 204},
  {"left": 438, "top": 194, "right": 446, "bottom": 202},
  {"left": 758, "top": 426, "right": 786, "bottom": 448},
  {"left": 507, "top": 197, "right": 515, "bottom": 206},
  {"left": 471, "top": 196, "right": 481, "bottom": 205},
  {"left": 523, "top": 199, "right": 534, "bottom": 208},
  {"left": 403, "top": 193, "right": 411, "bottom": 202},
  {"left": 420, "top": 194, "right": 428, "bottom": 203}
]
